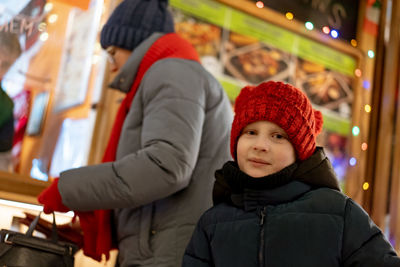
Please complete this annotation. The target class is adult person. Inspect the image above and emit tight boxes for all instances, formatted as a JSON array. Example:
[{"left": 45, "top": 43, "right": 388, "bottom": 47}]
[
  {"left": 38, "top": 0, "right": 233, "bottom": 266},
  {"left": 0, "top": 31, "right": 22, "bottom": 171}
]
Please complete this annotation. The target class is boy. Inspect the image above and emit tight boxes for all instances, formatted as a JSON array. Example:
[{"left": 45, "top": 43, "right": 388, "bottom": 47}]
[{"left": 183, "top": 81, "right": 400, "bottom": 266}]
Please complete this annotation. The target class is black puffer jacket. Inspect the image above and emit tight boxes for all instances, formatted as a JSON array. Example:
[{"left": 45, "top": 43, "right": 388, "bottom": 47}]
[{"left": 183, "top": 148, "right": 400, "bottom": 267}]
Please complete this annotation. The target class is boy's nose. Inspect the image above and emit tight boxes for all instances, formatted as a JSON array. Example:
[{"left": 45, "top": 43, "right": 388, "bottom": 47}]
[{"left": 253, "top": 136, "right": 270, "bottom": 152}]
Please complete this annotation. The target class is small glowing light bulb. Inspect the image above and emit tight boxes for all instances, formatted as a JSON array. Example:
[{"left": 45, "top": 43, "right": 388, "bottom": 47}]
[
  {"left": 352, "top": 126, "right": 360, "bottom": 136},
  {"left": 363, "top": 182, "right": 369, "bottom": 190},
  {"left": 361, "top": 143, "right": 368, "bottom": 151},
  {"left": 349, "top": 157, "right": 357, "bottom": 166},
  {"left": 285, "top": 12, "right": 294, "bottom": 20},
  {"left": 256, "top": 1, "right": 264, "bottom": 8},
  {"left": 305, "top": 22, "right": 314, "bottom": 30}
]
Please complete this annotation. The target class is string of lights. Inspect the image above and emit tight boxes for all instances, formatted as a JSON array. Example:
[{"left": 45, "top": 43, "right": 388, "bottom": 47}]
[{"left": 251, "top": 0, "right": 377, "bottom": 193}]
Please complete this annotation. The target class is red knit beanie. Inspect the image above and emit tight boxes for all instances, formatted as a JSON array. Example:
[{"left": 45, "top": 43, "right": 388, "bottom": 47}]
[{"left": 231, "top": 81, "right": 323, "bottom": 161}]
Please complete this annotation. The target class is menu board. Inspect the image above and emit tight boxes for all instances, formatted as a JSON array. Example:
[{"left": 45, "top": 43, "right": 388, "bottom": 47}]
[{"left": 170, "top": 0, "right": 357, "bottom": 181}]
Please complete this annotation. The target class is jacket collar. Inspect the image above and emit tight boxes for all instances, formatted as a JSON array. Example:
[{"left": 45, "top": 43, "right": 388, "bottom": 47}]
[
  {"left": 108, "top": 32, "right": 164, "bottom": 93},
  {"left": 221, "top": 161, "right": 298, "bottom": 193},
  {"left": 221, "top": 162, "right": 310, "bottom": 211},
  {"left": 293, "top": 147, "right": 341, "bottom": 191},
  {"left": 232, "top": 181, "right": 311, "bottom": 211}
]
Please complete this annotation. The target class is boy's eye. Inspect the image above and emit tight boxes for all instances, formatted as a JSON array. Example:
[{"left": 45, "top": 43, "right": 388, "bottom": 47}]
[
  {"left": 244, "top": 130, "right": 256, "bottom": 135},
  {"left": 272, "top": 133, "right": 286, "bottom": 139}
]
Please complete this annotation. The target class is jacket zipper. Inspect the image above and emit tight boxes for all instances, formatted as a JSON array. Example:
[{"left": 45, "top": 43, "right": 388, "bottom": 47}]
[{"left": 259, "top": 207, "right": 267, "bottom": 267}]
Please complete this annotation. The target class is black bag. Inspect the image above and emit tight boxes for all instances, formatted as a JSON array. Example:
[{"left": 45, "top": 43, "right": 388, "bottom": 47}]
[{"left": 0, "top": 212, "right": 78, "bottom": 267}]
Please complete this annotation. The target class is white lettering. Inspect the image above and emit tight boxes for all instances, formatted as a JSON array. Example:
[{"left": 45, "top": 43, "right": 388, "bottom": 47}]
[
  {"left": 20, "top": 19, "right": 34, "bottom": 36},
  {"left": 0, "top": 18, "right": 36, "bottom": 36}
]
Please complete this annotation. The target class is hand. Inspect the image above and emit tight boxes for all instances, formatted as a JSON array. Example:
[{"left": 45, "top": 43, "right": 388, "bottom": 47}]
[{"left": 38, "top": 178, "right": 70, "bottom": 214}]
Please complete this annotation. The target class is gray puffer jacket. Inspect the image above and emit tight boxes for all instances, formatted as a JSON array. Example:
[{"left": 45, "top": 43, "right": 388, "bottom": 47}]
[{"left": 58, "top": 33, "right": 233, "bottom": 266}]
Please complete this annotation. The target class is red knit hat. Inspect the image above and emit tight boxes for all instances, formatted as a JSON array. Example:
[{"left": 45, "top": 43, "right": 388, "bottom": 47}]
[{"left": 231, "top": 81, "right": 323, "bottom": 161}]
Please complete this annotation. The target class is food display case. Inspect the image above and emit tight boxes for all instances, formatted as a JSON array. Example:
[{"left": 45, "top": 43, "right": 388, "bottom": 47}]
[{"left": 170, "top": 0, "right": 361, "bottom": 185}]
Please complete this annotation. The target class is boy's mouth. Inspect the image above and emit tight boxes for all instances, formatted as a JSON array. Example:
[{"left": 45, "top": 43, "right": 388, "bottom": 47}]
[{"left": 248, "top": 158, "right": 271, "bottom": 165}]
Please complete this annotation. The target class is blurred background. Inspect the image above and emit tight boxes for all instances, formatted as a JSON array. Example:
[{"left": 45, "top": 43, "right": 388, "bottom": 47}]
[{"left": 0, "top": 0, "right": 399, "bottom": 265}]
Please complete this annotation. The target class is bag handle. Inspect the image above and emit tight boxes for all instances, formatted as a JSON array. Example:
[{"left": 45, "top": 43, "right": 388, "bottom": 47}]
[{"left": 26, "top": 211, "right": 59, "bottom": 243}]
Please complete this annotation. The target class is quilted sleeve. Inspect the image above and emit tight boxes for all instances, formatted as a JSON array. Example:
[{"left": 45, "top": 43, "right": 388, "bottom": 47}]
[
  {"left": 182, "top": 215, "right": 214, "bottom": 267},
  {"left": 342, "top": 199, "right": 400, "bottom": 266}
]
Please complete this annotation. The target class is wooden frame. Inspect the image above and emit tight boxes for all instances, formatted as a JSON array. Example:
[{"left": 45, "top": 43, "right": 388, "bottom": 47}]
[
  {"left": 215, "top": 0, "right": 362, "bottom": 58},
  {"left": 385, "top": 0, "right": 400, "bottom": 251},
  {"left": 345, "top": 0, "right": 376, "bottom": 209},
  {"left": 0, "top": 170, "right": 50, "bottom": 204},
  {"left": 364, "top": 0, "right": 392, "bottom": 226}
]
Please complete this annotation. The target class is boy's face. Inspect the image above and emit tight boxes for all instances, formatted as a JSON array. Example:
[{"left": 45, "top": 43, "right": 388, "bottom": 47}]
[{"left": 237, "top": 120, "right": 296, "bottom": 178}]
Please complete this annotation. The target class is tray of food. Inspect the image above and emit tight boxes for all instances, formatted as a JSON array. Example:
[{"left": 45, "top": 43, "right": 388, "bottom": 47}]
[
  {"left": 175, "top": 20, "right": 221, "bottom": 57},
  {"left": 301, "top": 71, "right": 353, "bottom": 110},
  {"left": 223, "top": 41, "right": 290, "bottom": 84}
]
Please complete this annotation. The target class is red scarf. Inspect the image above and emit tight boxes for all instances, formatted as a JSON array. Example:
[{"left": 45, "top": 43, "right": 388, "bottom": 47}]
[{"left": 77, "top": 33, "right": 200, "bottom": 261}]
